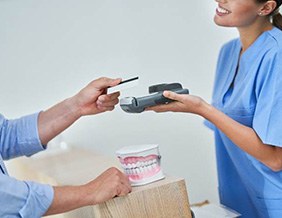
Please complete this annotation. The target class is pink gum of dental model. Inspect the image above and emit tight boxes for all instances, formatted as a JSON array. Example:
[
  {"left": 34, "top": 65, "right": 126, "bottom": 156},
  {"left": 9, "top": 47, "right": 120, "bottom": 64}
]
[{"left": 116, "top": 144, "right": 165, "bottom": 186}]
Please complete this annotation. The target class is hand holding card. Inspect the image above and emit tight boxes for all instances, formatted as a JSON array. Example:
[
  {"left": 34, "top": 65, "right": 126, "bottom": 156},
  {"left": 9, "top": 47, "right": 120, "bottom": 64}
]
[{"left": 107, "top": 76, "right": 139, "bottom": 94}]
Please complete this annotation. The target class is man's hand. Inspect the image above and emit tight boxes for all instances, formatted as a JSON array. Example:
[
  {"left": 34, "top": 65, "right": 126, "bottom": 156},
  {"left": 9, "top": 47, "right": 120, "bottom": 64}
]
[
  {"left": 45, "top": 167, "right": 131, "bottom": 216},
  {"left": 72, "top": 77, "right": 122, "bottom": 116},
  {"left": 38, "top": 77, "right": 122, "bottom": 145},
  {"left": 83, "top": 167, "right": 132, "bottom": 205}
]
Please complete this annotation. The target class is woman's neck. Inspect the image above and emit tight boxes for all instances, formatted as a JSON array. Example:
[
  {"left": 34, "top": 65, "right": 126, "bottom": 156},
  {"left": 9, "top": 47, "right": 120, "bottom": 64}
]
[{"left": 238, "top": 20, "right": 273, "bottom": 53}]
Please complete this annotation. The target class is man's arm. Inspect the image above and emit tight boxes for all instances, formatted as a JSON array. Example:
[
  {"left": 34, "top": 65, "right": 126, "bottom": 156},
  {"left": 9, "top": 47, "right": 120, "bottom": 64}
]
[
  {"left": 0, "top": 167, "right": 131, "bottom": 217},
  {"left": 44, "top": 167, "right": 131, "bottom": 216},
  {"left": 0, "top": 173, "right": 53, "bottom": 217},
  {"left": 38, "top": 77, "right": 132, "bottom": 215},
  {"left": 0, "top": 77, "right": 121, "bottom": 159},
  {"left": 38, "top": 77, "right": 121, "bottom": 145}
]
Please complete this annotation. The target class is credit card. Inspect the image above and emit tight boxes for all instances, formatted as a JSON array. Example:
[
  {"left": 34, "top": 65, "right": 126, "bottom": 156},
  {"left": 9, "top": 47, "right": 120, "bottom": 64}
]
[{"left": 107, "top": 76, "right": 139, "bottom": 94}]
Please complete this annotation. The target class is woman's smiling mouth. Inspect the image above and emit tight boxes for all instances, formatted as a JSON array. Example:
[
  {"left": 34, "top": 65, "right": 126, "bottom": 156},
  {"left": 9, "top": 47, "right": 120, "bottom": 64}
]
[{"left": 216, "top": 5, "right": 231, "bottom": 15}]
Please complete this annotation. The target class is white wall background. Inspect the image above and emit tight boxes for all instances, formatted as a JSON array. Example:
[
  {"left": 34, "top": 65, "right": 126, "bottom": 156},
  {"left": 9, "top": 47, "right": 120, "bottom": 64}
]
[{"left": 0, "top": 0, "right": 238, "bottom": 204}]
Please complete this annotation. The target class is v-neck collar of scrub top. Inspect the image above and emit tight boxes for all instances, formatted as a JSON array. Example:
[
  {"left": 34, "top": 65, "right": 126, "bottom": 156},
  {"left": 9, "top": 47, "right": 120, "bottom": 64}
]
[{"left": 220, "top": 27, "right": 278, "bottom": 108}]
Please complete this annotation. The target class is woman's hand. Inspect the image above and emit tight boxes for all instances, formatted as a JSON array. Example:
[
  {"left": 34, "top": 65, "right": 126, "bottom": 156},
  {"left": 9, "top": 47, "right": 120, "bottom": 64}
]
[{"left": 147, "top": 90, "right": 207, "bottom": 115}]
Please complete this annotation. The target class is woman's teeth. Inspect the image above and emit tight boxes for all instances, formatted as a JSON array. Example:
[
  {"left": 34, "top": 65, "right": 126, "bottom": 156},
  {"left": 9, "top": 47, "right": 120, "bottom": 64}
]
[{"left": 217, "top": 6, "right": 231, "bottom": 14}]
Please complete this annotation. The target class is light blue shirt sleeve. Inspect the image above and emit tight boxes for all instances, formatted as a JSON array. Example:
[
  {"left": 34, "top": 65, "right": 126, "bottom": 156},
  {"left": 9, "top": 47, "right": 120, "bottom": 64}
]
[
  {"left": 0, "top": 112, "right": 46, "bottom": 160},
  {"left": 0, "top": 113, "right": 54, "bottom": 217},
  {"left": 0, "top": 174, "right": 54, "bottom": 217},
  {"left": 253, "top": 48, "right": 282, "bottom": 147}
]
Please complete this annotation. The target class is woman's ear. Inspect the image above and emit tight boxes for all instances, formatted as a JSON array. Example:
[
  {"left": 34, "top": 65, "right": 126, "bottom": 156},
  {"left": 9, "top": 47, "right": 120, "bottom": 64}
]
[{"left": 258, "top": 0, "right": 277, "bottom": 16}]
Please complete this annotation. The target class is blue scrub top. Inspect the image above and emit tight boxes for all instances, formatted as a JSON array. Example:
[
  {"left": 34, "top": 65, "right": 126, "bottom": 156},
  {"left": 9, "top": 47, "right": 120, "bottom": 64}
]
[{"left": 206, "top": 27, "right": 282, "bottom": 218}]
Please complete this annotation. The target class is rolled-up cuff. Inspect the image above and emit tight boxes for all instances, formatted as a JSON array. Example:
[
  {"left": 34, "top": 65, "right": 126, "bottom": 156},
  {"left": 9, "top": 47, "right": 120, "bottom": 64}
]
[
  {"left": 18, "top": 112, "right": 46, "bottom": 157},
  {"left": 19, "top": 181, "right": 54, "bottom": 218}
]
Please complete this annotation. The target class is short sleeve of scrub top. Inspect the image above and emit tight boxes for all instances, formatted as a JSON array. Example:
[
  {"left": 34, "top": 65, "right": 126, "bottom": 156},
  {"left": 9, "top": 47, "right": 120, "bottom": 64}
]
[{"left": 252, "top": 46, "right": 282, "bottom": 146}]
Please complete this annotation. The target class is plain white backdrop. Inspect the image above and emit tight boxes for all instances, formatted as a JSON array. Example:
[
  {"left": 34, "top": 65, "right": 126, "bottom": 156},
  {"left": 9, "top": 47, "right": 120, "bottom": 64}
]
[{"left": 0, "top": 0, "right": 238, "bottom": 204}]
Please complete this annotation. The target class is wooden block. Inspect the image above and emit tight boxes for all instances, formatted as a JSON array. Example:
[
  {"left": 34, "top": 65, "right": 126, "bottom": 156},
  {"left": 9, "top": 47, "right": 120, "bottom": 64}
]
[
  {"left": 94, "top": 177, "right": 191, "bottom": 218},
  {"left": 6, "top": 147, "right": 192, "bottom": 218}
]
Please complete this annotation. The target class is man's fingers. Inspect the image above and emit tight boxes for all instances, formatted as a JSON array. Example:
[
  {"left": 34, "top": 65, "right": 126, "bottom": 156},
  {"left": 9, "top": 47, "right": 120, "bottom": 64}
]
[
  {"left": 111, "top": 168, "right": 132, "bottom": 195},
  {"left": 98, "top": 92, "right": 120, "bottom": 103},
  {"left": 93, "top": 77, "right": 122, "bottom": 90},
  {"left": 116, "top": 182, "right": 132, "bottom": 197},
  {"left": 97, "top": 96, "right": 119, "bottom": 109},
  {"left": 107, "top": 169, "right": 132, "bottom": 197},
  {"left": 120, "top": 175, "right": 132, "bottom": 192},
  {"left": 96, "top": 105, "right": 115, "bottom": 112}
]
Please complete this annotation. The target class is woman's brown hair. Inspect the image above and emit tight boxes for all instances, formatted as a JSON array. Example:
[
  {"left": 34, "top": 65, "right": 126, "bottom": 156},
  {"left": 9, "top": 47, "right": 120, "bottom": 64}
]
[{"left": 272, "top": 8, "right": 282, "bottom": 30}]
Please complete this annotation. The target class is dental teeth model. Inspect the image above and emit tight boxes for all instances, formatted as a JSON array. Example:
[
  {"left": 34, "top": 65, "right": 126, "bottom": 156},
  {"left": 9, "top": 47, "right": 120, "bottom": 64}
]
[{"left": 116, "top": 144, "right": 165, "bottom": 186}]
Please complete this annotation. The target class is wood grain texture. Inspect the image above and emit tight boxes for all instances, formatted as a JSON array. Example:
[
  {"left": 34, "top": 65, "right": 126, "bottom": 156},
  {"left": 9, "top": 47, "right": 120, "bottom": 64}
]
[{"left": 94, "top": 177, "right": 191, "bottom": 218}]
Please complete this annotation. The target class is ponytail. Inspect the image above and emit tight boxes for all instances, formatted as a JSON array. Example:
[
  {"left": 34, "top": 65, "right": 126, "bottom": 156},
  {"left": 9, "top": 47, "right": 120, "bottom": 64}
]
[
  {"left": 272, "top": 1, "right": 282, "bottom": 30},
  {"left": 272, "top": 10, "right": 282, "bottom": 30}
]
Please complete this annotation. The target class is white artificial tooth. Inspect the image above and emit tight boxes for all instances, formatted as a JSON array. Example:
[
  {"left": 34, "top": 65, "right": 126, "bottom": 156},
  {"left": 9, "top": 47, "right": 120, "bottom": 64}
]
[
  {"left": 136, "top": 168, "right": 141, "bottom": 174},
  {"left": 136, "top": 161, "right": 141, "bottom": 167},
  {"left": 132, "top": 163, "right": 137, "bottom": 168},
  {"left": 148, "top": 165, "right": 153, "bottom": 171}
]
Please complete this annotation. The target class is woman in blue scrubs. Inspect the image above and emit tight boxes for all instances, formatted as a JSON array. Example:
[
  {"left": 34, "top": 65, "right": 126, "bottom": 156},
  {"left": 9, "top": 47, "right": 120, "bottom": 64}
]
[{"left": 149, "top": 0, "right": 282, "bottom": 217}]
